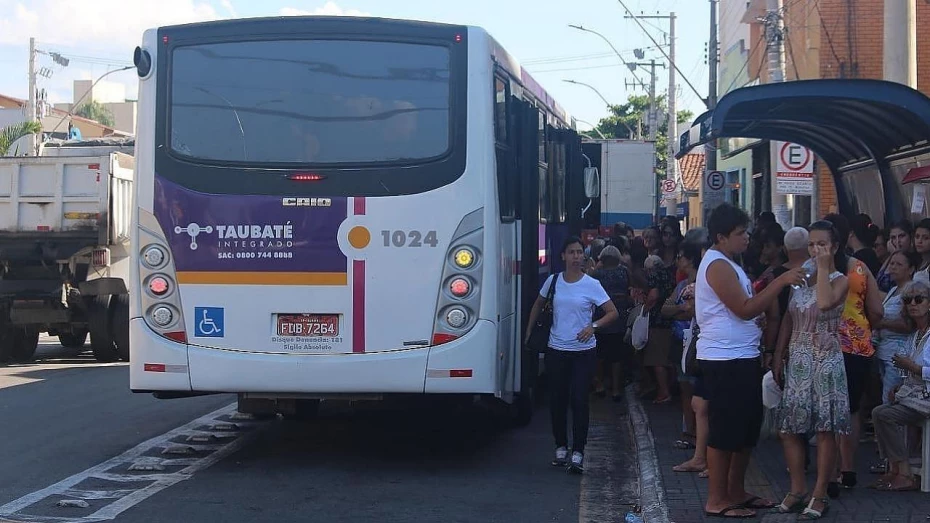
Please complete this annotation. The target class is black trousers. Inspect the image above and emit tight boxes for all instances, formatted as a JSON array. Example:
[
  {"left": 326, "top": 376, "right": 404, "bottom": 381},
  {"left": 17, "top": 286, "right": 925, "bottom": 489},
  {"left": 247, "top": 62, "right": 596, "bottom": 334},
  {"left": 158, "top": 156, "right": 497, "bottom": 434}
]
[{"left": 546, "top": 348, "right": 597, "bottom": 453}]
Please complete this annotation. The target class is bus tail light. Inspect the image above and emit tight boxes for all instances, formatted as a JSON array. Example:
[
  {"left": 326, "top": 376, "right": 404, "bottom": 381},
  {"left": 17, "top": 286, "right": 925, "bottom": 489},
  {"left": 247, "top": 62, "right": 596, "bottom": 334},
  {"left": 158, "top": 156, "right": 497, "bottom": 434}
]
[
  {"left": 138, "top": 222, "right": 188, "bottom": 344},
  {"left": 449, "top": 278, "right": 471, "bottom": 298},
  {"left": 431, "top": 209, "right": 484, "bottom": 345}
]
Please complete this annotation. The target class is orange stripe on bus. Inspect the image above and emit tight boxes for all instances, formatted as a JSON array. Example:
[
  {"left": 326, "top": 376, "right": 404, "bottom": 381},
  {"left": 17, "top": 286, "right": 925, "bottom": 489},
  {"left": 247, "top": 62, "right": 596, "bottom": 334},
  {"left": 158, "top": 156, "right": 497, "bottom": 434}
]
[{"left": 175, "top": 272, "right": 348, "bottom": 285}]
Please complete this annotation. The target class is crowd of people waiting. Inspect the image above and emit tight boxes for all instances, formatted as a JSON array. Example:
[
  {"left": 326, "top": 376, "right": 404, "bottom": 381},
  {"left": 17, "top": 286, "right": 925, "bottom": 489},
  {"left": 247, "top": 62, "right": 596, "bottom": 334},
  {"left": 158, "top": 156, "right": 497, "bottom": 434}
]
[{"left": 525, "top": 203, "right": 930, "bottom": 519}]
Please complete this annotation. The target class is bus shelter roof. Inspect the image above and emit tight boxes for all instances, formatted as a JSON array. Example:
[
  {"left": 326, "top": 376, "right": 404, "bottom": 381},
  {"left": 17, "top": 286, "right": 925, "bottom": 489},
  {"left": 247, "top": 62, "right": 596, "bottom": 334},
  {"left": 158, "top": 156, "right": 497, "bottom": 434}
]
[{"left": 677, "top": 79, "right": 930, "bottom": 173}]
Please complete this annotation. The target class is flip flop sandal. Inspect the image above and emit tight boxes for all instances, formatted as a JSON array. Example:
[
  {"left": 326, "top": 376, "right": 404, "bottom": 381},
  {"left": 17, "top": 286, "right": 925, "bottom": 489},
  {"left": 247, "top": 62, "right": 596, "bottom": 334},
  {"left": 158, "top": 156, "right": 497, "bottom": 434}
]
[
  {"left": 672, "top": 463, "right": 706, "bottom": 473},
  {"left": 737, "top": 495, "right": 777, "bottom": 509},
  {"left": 698, "top": 469, "right": 709, "bottom": 478},
  {"left": 673, "top": 439, "right": 696, "bottom": 450},
  {"left": 704, "top": 504, "right": 755, "bottom": 519}
]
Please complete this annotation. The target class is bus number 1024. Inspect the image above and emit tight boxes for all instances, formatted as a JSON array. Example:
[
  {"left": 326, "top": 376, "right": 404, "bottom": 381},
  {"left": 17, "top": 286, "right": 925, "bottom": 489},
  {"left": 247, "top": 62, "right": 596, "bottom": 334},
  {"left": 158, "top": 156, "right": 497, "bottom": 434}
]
[{"left": 381, "top": 230, "right": 439, "bottom": 248}]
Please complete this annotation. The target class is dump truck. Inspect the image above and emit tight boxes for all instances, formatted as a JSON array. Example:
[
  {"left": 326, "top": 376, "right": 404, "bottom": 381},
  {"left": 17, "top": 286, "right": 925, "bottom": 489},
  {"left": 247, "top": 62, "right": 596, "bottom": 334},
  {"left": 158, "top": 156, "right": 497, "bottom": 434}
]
[{"left": 0, "top": 149, "right": 132, "bottom": 363}]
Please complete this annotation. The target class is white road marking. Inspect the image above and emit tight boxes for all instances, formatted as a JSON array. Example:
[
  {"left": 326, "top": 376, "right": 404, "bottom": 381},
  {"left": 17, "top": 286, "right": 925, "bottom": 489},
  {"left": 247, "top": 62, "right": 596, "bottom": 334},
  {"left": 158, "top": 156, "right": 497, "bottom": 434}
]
[{"left": 0, "top": 403, "right": 266, "bottom": 523}]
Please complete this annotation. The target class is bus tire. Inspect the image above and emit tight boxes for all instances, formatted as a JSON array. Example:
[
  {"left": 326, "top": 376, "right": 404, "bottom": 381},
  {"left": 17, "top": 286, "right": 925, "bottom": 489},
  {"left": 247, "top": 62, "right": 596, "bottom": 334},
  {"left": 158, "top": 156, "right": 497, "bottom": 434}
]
[
  {"left": 283, "top": 399, "right": 320, "bottom": 421},
  {"left": 89, "top": 295, "right": 119, "bottom": 363},
  {"left": 10, "top": 329, "right": 39, "bottom": 363},
  {"left": 111, "top": 294, "right": 130, "bottom": 362},
  {"left": 0, "top": 327, "right": 13, "bottom": 363},
  {"left": 511, "top": 387, "right": 535, "bottom": 428}
]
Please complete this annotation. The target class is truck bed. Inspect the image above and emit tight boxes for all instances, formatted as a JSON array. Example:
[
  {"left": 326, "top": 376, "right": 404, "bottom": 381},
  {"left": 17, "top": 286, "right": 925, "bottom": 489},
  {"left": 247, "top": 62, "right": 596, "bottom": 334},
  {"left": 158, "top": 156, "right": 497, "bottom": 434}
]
[{"left": 0, "top": 154, "right": 133, "bottom": 245}]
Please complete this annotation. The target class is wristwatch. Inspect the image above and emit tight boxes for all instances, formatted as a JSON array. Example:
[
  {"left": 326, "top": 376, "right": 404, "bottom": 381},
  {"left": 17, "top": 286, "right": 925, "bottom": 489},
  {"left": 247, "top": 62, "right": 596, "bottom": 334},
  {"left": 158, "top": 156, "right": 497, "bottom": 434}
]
[{"left": 592, "top": 322, "right": 599, "bottom": 330}]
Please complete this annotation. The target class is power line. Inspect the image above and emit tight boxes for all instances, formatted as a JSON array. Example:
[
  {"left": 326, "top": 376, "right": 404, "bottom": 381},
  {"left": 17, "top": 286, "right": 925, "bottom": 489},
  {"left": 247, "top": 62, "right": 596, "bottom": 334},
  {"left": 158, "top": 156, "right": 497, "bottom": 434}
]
[
  {"left": 523, "top": 52, "right": 616, "bottom": 65},
  {"left": 814, "top": 0, "right": 843, "bottom": 75},
  {"left": 524, "top": 43, "right": 669, "bottom": 65},
  {"left": 528, "top": 63, "right": 630, "bottom": 74},
  {"left": 785, "top": 26, "right": 802, "bottom": 80},
  {"left": 722, "top": 31, "right": 766, "bottom": 94}
]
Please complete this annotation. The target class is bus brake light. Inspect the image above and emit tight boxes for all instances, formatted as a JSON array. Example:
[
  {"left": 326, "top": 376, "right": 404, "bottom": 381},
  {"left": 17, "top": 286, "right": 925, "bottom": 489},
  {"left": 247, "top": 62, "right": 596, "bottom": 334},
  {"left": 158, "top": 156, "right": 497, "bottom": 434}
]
[
  {"left": 450, "top": 278, "right": 470, "bottom": 297},
  {"left": 288, "top": 173, "right": 326, "bottom": 181}
]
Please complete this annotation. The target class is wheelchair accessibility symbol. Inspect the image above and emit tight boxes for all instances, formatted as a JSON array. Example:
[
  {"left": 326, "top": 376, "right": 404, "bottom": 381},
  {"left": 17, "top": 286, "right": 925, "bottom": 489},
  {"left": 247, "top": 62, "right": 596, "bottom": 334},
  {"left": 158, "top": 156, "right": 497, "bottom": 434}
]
[{"left": 194, "top": 307, "right": 224, "bottom": 338}]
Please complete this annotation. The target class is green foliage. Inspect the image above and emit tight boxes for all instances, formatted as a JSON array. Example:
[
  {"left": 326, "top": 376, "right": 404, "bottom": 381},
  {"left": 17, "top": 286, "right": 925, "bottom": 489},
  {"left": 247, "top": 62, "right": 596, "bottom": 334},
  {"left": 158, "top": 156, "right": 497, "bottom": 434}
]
[
  {"left": 0, "top": 121, "right": 42, "bottom": 156},
  {"left": 594, "top": 94, "right": 694, "bottom": 177},
  {"left": 75, "top": 100, "right": 115, "bottom": 127}
]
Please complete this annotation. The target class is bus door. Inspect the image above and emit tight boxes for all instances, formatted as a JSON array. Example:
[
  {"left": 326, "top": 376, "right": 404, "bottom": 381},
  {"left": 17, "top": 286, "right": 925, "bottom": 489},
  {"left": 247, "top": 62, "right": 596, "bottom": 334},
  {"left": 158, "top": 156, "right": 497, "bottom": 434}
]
[{"left": 513, "top": 97, "right": 542, "bottom": 397}]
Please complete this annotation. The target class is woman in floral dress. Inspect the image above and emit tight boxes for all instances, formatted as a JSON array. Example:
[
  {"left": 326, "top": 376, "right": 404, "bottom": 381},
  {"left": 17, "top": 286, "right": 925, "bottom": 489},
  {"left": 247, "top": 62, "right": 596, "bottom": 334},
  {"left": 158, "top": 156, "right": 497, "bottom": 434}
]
[{"left": 772, "top": 221, "right": 852, "bottom": 520}]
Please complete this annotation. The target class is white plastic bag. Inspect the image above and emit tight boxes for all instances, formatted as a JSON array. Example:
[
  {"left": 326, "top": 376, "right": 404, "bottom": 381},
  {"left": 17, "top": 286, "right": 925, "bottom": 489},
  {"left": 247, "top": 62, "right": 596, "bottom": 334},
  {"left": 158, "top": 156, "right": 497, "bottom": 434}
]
[
  {"left": 680, "top": 327, "right": 692, "bottom": 374},
  {"left": 631, "top": 308, "right": 650, "bottom": 351},
  {"left": 762, "top": 370, "right": 783, "bottom": 409}
]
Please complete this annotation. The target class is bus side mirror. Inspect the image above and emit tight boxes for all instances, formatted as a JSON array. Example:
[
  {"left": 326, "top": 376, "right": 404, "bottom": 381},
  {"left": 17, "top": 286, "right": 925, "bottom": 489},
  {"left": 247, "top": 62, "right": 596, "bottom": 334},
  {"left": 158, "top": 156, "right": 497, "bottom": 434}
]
[
  {"left": 134, "top": 47, "right": 153, "bottom": 79},
  {"left": 584, "top": 167, "right": 600, "bottom": 198}
]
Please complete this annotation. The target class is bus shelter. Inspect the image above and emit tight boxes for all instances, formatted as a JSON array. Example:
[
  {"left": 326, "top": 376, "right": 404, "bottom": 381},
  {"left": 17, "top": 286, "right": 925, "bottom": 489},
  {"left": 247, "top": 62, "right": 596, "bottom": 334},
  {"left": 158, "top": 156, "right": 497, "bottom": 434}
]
[{"left": 677, "top": 79, "right": 930, "bottom": 225}]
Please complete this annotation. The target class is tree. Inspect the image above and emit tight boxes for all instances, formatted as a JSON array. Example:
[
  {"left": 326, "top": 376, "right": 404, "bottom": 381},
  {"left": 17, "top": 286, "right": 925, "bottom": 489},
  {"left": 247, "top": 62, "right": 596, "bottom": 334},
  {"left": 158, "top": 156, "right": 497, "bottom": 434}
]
[
  {"left": 0, "top": 121, "right": 42, "bottom": 156},
  {"left": 75, "top": 100, "right": 114, "bottom": 127},
  {"left": 594, "top": 94, "right": 694, "bottom": 177}
]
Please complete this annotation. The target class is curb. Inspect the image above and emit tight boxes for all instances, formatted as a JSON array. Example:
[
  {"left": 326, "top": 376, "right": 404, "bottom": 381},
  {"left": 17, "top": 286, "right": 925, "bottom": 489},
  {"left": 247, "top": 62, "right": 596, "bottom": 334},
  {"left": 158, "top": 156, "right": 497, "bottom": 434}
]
[{"left": 625, "top": 383, "right": 670, "bottom": 523}]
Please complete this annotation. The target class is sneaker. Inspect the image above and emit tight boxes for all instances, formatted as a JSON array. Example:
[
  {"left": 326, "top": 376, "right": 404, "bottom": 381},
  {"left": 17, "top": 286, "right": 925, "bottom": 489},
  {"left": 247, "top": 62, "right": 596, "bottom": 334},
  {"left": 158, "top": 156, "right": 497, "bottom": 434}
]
[
  {"left": 551, "top": 447, "right": 568, "bottom": 466},
  {"left": 568, "top": 451, "right": 584, "bottom": 474}
]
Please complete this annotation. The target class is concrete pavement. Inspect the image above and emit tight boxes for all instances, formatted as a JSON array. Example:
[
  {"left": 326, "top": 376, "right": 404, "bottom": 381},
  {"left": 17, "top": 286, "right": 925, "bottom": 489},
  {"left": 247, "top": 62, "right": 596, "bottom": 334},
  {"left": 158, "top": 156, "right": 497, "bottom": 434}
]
[{"left": 1, "top": 337, "right": 641, "bottom": 523}]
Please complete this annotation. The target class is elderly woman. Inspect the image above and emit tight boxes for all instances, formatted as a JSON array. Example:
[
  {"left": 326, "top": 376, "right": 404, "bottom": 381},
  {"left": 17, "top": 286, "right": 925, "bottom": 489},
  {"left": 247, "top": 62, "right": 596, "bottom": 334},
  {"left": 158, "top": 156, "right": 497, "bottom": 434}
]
[
  {"left": 589, "top": 245, "right": 632, "bottom": 400},
  {"left": 870, "top": 279, "right": 930, "bottom": 492}
]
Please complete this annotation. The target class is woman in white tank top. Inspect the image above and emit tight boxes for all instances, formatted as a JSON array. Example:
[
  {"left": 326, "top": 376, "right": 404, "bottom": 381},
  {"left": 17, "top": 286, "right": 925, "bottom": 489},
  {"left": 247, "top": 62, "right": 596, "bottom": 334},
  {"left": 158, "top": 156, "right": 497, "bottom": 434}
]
[{"left": 696, "top": 203, "right": 803, "bottom": 519}]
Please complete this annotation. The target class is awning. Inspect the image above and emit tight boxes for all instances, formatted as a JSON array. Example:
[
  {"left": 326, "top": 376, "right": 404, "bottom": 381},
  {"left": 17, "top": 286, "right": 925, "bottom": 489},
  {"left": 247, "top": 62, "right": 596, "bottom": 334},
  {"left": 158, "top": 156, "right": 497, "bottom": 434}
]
[
  {"left": 678, "top": 79, "right": 930, "bottom": 173},
  {"left": 903, "top": 165, "right": 930, "bottom": 184}
]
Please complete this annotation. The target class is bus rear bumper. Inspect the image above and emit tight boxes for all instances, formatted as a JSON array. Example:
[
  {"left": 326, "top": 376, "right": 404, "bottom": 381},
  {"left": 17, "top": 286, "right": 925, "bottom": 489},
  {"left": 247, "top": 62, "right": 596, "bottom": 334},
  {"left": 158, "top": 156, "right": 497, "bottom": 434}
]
[
  {"left": 129, "top": 318, "right": 194, "bottom": 392},
  {"left": 132, "top": 317, "right": 499, "bottom": 395}
]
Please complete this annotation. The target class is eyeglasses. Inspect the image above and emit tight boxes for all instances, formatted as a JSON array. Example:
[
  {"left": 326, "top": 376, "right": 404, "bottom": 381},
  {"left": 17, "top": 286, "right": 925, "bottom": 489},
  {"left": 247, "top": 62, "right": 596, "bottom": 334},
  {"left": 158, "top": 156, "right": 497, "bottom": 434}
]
[{"left": 903, "top": 295, "right": 928, "bottom": 305}]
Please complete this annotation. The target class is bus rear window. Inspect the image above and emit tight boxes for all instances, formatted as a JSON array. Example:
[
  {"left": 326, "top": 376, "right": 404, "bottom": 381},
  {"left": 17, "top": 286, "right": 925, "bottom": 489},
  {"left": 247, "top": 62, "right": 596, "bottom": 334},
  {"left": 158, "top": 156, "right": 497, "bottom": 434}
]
[{"left": 169, "top": 39, "right": 451, "bottom": 165}]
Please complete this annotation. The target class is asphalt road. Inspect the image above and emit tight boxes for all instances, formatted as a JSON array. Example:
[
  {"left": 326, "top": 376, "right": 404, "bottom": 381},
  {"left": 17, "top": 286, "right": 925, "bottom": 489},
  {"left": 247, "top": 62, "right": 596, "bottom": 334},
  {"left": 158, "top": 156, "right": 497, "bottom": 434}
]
[{"left": 0, "top": 337, "right": 637, "bottom": 523}]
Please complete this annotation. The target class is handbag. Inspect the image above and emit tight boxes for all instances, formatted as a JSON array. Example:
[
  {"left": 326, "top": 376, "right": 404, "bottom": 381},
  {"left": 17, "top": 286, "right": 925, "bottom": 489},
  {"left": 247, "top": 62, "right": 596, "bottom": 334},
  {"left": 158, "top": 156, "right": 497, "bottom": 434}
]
[
  {"left": 631, "top": 307, "right": 650, "bottom": 351},
  {"left": 526, "top": 273, "right": 560, "bottom": 353},
  {"left": 895, "top": 382, "right": 930, "bottom": 417},
  {"left": 681, "top": 320, "right": 699, "bottom": 376}
]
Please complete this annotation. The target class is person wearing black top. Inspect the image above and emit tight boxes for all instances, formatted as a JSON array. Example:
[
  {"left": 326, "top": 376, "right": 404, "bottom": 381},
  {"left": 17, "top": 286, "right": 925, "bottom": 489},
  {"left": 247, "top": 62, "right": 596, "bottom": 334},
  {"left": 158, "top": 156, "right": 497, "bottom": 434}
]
[{"left": 849, "top": 214, "right": 882, "bottom": 276}]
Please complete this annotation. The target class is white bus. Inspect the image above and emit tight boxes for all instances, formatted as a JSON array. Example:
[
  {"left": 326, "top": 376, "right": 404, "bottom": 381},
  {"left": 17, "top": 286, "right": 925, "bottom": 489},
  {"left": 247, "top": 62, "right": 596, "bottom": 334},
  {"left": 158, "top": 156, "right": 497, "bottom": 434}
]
[{"left": 129, "top": 16, "right": 586, "bottom": 423}]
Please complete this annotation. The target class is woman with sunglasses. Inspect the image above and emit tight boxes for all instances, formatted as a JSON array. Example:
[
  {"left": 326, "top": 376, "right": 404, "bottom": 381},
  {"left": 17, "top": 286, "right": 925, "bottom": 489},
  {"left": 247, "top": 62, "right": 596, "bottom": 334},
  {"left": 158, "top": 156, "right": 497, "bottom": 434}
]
[
  {"left": 772, "top": 221, "right": 851, "bottom": 519},
  {"left": 870, "top": 279, "right": 930, "bottom": 491}
]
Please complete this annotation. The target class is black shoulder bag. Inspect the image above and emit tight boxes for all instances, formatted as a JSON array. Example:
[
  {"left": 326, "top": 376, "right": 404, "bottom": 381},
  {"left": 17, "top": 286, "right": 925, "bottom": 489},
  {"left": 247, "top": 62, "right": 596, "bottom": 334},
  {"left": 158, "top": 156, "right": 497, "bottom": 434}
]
[{"left": 526, "top": 273, "right": 560, "bottom": 353}]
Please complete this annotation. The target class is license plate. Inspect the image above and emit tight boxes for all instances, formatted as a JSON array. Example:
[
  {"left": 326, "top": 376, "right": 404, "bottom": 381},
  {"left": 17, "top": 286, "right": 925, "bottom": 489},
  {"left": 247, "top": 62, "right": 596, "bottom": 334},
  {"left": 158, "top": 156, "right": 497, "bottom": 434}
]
[{"left": 276, "top": 314, "right": 340, "bottom": 337}]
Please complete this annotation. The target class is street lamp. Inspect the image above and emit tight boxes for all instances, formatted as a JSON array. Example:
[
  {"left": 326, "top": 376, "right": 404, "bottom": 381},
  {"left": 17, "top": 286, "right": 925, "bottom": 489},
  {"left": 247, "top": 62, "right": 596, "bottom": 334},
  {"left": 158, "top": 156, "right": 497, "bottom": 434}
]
[
  {"left": 568, "top": 24, "right": 642, "bottom": 78},
  {"left": 47, "top": 65, "right": 134, "bottom": 137},
  {"left": 575, "top": 118, "right": 607, "bottom": 139},
  {"left": 562, "top": 80, "right": 634, "bottom": 139}
]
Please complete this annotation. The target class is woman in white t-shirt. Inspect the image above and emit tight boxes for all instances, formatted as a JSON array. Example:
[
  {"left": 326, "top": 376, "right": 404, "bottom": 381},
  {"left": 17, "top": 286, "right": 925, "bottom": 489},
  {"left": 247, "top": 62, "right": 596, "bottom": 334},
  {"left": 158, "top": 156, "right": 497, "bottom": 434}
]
[{"left": 524, "top": 236, "right": 619, "bottom": 474}]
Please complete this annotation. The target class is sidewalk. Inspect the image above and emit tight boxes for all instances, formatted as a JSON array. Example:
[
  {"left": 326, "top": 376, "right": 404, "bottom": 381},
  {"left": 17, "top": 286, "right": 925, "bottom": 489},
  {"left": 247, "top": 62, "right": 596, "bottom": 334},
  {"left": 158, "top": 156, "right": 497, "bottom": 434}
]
[{"left": 637, "top": 396, "right": 930, "bottom": 522}]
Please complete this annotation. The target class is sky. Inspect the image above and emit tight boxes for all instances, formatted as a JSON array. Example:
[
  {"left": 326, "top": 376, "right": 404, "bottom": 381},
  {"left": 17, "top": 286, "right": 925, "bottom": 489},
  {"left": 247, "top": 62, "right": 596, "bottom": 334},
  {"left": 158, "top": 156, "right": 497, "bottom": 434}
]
[{"left": 0, "top": 0, "right": 712, "bottom": 132}]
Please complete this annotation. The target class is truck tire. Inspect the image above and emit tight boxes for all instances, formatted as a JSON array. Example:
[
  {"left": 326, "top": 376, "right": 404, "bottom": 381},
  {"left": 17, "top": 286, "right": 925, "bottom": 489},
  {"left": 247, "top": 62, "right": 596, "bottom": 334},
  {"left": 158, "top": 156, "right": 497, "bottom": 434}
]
[
  {"left": 112, "top": 294, "right": 130, "bottom": 362},
  {"left": 0, "top": 328, "right": 13, "bottom": 363},
  {"left": 89, "top": 295, "right": 119, "bottom": 363},
  {"left": 10, "top": 329, "right": 39, "bottom": 363},
  {"left": 59, "top": 329, "right": 88, "bottom": 350}
]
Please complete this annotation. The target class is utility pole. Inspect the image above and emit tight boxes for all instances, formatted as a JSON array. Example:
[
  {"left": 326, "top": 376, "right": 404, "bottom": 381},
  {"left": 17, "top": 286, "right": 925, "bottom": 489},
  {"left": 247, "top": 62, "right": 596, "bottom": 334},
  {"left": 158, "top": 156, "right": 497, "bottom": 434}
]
[
  {"left": 667, "top": 13, "right": 678, "bottom": 221},
  {"left": 705, "top": 0, "right": 719, "bottom": 224},
  {"left": 763, "top": 0, "right": 789, "bottom": 228},
  {"left": 624, "top": 11, "right": 680, "bottom": 221},
  {"left": 626, "top": 60, "right": 664, "bottom": 221},
  {"left": 27, "top": 37, "right": 38, "bottom": 156},
  {"left": 883, "top": 0, "right": 917, "bottom": 88}
]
